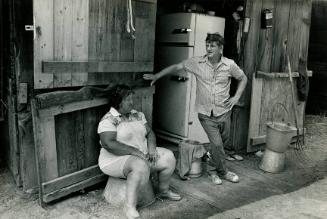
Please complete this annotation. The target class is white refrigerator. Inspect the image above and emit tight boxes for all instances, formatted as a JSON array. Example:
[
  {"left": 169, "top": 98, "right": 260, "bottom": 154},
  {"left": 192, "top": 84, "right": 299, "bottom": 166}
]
[{"left": 154, "top": 13, "right": 225, "bottom": 143}]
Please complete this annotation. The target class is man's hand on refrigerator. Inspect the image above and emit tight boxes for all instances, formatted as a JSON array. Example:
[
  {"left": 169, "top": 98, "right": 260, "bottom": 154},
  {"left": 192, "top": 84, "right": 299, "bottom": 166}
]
[{"left": 143, "top": 74, "right": 157, "bottom": 86}]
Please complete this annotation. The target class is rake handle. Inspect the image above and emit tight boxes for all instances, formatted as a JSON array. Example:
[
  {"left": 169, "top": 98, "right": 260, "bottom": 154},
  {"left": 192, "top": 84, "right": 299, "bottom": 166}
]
[{"left": 286, "top": 55, "right": 300, "bottom": 132}]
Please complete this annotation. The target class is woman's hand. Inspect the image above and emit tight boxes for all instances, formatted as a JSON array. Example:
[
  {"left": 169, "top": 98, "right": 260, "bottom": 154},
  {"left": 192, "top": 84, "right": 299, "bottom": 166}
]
[
  {"left": 148, "top": 147, "right": 159, "bottom": 165},
  {"left": 143, "top": 74, "right": 157, "bottom": 86},
  {"left": 131, "top": 151, "right": 149, "bottom": 162}
]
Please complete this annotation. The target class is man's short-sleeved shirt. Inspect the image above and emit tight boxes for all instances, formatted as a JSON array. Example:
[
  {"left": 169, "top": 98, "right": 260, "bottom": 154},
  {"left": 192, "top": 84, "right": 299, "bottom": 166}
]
[
  {"left": 183, "top": 55, "right": 245, "bottom": 117},
  {"left": 97, "top": 107, "right": 148, "bottom": 154}
]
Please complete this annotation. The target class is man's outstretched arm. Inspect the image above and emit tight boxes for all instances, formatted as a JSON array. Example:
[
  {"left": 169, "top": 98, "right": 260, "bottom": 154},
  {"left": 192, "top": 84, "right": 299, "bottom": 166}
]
[{"left": 143, "top": 62, "right": 184, "bottom": 86}]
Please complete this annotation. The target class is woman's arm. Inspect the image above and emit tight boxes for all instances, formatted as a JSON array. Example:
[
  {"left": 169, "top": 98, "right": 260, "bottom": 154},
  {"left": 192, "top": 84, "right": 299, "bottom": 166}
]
[
  {"left": 144, "top": 123, "right": 158, "bottom": 163},
  {"left": 99, "top": 131, "right": 148, "bottom": 160},
  {"left": 143, "top": 62, "right": 184, "bottom": 86}
]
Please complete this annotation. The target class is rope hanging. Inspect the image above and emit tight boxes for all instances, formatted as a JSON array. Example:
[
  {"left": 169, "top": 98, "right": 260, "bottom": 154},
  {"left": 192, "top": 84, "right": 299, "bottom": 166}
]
[{"left": 126, "top": 0, "right": 136, "bottom": 39}]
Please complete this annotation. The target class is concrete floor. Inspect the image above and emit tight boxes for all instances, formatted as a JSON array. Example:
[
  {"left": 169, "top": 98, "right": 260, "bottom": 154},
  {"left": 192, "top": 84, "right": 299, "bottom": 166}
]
[{"left": 0, "top": 115, "right": 326, "bottom": 219}]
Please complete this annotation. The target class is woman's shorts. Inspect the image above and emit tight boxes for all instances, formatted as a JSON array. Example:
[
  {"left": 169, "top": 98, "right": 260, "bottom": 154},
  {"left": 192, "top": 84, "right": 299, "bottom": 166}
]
[{"left": 98, "top": 147, "right": 173, "bottom": 178}]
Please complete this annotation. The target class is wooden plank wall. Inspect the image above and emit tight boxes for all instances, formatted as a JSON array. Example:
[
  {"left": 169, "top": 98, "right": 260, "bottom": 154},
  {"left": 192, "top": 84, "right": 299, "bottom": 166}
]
[
  {"left": 307, "top": 0, "right": 327, "bottom": 114},
  {"left": 240, "top": 0, "right": 312, "bottom": 152},
  {"left": 54, "top": 106, "right": 106, "bottom": 177},
  {"left": 34, "top": 0, "right": 156, "bottom": 89}
]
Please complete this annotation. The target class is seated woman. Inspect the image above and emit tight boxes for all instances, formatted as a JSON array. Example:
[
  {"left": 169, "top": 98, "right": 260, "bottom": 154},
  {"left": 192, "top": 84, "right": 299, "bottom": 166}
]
[{"left": 97, "top": 84, "right": 181, "bottom": 219}]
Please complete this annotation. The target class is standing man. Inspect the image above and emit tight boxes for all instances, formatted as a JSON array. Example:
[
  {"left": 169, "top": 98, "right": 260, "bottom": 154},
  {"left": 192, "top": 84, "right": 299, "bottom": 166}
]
[{"left": 143, "top": 33, "right": 247, "bottom": 185}]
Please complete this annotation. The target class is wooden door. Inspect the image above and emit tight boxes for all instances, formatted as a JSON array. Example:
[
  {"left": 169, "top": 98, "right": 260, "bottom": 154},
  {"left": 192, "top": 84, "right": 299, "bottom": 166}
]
[
  {"left": 33, "top": 0, "right": 156, "bottom": 89},
  {"left": 245, "top": 0, "right": 312, "bottom": 152},
  {"left": 31, "top": 86, "right": 154, "bottom": 205}
]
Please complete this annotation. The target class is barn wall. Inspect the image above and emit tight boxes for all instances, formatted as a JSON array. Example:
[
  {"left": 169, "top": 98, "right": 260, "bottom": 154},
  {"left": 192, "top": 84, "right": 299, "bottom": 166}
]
[
  {"left": 233, "top": 0, "right": 312, "bottom": 152},
  {"left": 6, "top": 0, "right": 157, "bottom": 192}
]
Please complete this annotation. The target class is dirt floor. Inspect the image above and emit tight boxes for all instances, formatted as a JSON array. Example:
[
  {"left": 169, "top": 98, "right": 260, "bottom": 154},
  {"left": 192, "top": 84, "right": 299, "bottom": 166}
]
[{"left": 0, "top": 115, "right": 326, "bottom": 219}]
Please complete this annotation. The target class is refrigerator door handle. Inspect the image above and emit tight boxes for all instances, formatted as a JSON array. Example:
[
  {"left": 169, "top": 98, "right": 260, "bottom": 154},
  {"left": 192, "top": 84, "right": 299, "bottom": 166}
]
[
  {"left": 172, "top": 28, "right": 192, "bottom": 34},
  {"left": 170, "top": 75, "right": 189, "bottom": 82}
]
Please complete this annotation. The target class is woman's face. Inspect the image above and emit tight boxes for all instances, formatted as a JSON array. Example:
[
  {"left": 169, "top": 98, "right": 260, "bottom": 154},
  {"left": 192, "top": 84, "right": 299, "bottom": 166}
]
[{"left": 119, "top": 93, "right": 134, "bottom": 114}]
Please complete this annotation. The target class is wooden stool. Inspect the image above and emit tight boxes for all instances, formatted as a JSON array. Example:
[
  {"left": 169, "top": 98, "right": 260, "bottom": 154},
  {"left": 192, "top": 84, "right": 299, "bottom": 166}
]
[{"left": 103, "top": 177, "right": 156, "bottom": 208}]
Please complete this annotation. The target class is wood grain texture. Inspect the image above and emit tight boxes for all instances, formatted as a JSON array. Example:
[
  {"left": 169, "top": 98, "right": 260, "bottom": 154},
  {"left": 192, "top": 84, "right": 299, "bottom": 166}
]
[
  {"left": 18, "top": 112, "right": 38, "bottom": 191},
  {"left": 246, "top": 0, "right": 312, "bottom": 152},
  {"left": 42, "top": 61, "right": 153, "bottom": 73},
  {"left": 33, "top": 0, "right": 54, "bottom": 88},
  {"left": 257, "top": 71, "right": 313, "bottom": 78},
  {"left": 34, "top": 0, "right": 156, "bottom": 88},
  {"left": 247, "top": 77, "right": 263, "bottom": 152},
  {"left": 83, "top": 106, "right": 106, "bottom": 166},
  {"left": 71, "top": 0, "right": 89, "bottom": 86},
  {"left": 270, "top": 0, "right": 291, "bottom": 72},
  {"left": 55, "top": 111, "right": 81, "bottom": 176},
  {"left": 242, "top": 0, "right": 263, "bottom": 152},
  {"left": 38, "top": 116, "right": 59, "bottom": 181},
  {"left": 42, "top": 165, "right": 102, "bottom": 194},
  {"left": 53, "top": 0, "right": 73, "bottom": 87},
  {"left": 43, "top": 174, "right": 106, "bottom": 203}
]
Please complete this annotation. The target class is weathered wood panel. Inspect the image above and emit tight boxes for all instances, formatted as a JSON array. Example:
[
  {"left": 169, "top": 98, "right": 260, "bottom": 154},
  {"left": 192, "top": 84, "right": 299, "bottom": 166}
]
[
  {"left": 55, "top": 111, "right": 82, "bottom": 176},
  {"left": 53, "top": 0, "right": 73, "bottom": 87},
  {"left": 33, "top": 0, "right": 54, "bottom": 88},
  {"left": 18, "top": 112, "right": 38, "bottom": 191},
  {"left": 34, "top": 0, "right": 156, "bottom": 89},
  {"left": 72, "top": 0, "right": 89, "bottom": 86},
  {"left": 84, "top": 106, "right": 106, "bottom": 166},
  {"left": 7, "top": 92, "right": 21, "bottom": 185},
  {"left": 42, "top": 61, "right": 153, "bottom": 73},
  {"left": 246, "top": 0, "right": 312, "bottom": 152},
  {"left": 233, "top": 0, "right": 262, "bottom": 152}
]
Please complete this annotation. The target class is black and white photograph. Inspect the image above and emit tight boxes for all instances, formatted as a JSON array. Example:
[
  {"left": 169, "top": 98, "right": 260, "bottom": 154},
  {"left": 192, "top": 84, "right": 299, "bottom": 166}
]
[{"left": 0, "top": 0, "right": 326, "bottom": 218}]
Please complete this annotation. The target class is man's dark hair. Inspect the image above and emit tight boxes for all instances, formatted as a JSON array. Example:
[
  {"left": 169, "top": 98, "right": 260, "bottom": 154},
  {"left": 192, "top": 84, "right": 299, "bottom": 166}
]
[
  {"left": 109, "top": 84, "right": 134, "bottom": 109},
  {"left": 205, "top": 33, "right": 225, "bottom": 45}
]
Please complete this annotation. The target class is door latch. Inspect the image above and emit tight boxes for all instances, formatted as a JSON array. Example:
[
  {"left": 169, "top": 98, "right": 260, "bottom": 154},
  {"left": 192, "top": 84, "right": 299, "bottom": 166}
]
[
  {"left": 25, "top": 25, "right": 34, "bottom": 31},
  {"left": 25, "top": 25, "right": 36, "bottom": 40}
]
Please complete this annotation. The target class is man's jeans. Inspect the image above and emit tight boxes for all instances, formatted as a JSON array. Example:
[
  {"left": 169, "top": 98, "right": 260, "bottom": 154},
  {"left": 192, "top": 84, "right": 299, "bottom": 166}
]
[{"left": 198, "top": 111, "right": 231, "bottom": 176}]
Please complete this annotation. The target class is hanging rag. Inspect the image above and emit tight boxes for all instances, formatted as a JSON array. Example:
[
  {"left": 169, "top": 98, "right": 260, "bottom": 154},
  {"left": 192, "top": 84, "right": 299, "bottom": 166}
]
[
  {"left": 297, "top": 57, "right": 309, "bottom": 101},
  {"left": 176, "top": 140, "right": 207, "bottom": 179},
  {"left": 126, "top": 0, "right": 135, "bottom": 39}
]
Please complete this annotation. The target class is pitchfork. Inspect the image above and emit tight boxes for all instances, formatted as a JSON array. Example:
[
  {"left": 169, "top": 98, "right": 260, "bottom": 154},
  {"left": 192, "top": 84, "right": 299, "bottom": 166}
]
[{"left": 284, "top": 41, "right": 311, "bottom": 164}]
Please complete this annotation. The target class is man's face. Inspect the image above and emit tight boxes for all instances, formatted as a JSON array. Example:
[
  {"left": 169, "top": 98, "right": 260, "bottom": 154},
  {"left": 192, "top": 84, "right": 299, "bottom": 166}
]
[{"left": 205, "top": 41, "right": 223, "bottom": 58}]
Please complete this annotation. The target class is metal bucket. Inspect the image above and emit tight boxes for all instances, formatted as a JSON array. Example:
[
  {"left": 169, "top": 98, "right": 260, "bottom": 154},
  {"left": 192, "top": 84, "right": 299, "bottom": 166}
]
[
  {"left": 188, "top": 158, "right": 202, "bottom": 178},
  {"left": 266, "top": 122, "right": 297, "bottom": 153},
  {"left": 259, "top": 103, "right": 296, "bottom": 173},
  {"left": 259, "top": 148, "right": 286, "bottom": 173}
]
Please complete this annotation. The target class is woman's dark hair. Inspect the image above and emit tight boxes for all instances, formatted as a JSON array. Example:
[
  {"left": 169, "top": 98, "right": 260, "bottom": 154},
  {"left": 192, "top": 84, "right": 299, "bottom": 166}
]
[
  {"left": 205, "top": 32, "right": 225, "bottom": 46},
  {"left": 109, "top": 84, "right": 134, "bottom": 109}
]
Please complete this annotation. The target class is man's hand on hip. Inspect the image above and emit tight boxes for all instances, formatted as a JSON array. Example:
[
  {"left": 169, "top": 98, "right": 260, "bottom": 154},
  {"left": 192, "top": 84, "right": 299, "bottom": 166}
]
[{"left": 224, "top": 96, "right": 239, "bottom": 109}]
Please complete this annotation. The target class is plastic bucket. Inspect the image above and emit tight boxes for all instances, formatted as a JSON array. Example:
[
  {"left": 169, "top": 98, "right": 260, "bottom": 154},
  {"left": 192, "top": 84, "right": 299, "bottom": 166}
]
[{"left": 266, "top": 122, "right": 297, "bottom": 153}]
